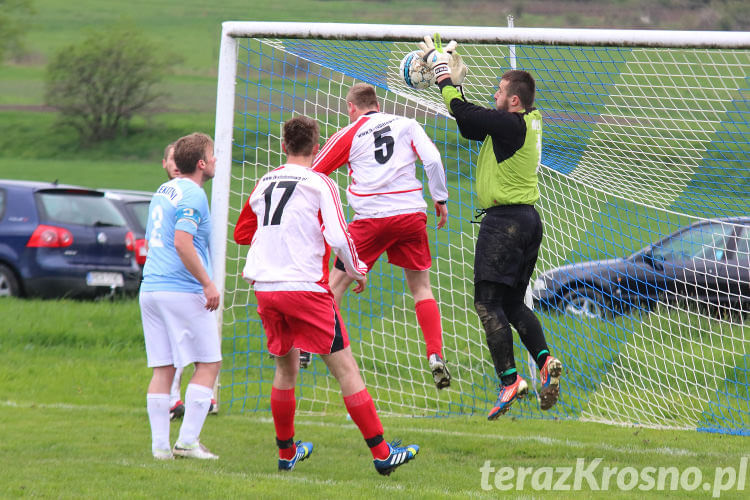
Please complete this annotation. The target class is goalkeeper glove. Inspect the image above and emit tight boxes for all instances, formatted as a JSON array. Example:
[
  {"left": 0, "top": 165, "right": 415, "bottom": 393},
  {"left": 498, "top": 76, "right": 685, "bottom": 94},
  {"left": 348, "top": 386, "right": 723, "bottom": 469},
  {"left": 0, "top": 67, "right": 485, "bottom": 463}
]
[
  {"left": 419, "top": 34, "right": 453, "bottom": 80},
  {"left": 448, "top": 51, "right": 468, "bottom": 86},
  {"left": 419, "top": 34, "right": 467, "bottom": 86}
]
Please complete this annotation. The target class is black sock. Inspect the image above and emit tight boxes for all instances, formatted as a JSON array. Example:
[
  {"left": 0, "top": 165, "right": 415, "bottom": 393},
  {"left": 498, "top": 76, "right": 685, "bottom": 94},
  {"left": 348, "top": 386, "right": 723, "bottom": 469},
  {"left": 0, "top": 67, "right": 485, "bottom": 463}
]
[
  {"left": 485, "top": 324, "right": 515, "bottom": 381},
  {"left": 536, "top": 350, "right": 549, "bottom": 369}
]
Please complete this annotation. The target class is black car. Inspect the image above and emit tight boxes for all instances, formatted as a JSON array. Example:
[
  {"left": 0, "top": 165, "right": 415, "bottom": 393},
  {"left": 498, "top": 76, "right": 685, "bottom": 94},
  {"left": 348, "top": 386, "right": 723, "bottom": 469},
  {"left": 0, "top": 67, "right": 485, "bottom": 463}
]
[
  {"left": 532, "top": 217, "right": 750, "bottom": 320},
  {"left": 104, "top": 190, "right": 152, "bottom": 267},
  {"left": 0, "top": 180, "right": 142, "bottom": 298}
]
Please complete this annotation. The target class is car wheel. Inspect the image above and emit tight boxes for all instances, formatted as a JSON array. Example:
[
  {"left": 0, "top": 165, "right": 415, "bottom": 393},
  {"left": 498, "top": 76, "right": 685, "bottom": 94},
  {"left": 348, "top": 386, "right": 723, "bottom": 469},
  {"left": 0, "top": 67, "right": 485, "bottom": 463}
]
[
  {"left": 0, "top": 263, "right": 21, "bottom": 297},
  {"left": 562, "top": 289, "right": 610, "bottom": 319}
]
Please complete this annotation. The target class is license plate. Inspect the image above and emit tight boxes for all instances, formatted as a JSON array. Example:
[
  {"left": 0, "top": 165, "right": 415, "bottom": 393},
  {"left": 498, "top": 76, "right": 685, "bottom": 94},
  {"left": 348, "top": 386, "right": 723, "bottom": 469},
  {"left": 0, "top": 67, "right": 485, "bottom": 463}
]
[{"left": 86, "top": 272, "right": 124, "bottom": 287}]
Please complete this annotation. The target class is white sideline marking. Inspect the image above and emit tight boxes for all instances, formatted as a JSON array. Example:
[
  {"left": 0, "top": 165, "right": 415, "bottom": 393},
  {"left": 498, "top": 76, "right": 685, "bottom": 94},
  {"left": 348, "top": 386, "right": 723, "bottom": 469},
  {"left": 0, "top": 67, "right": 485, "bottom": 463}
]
[
  {"left": 4, "top": 400, "right": 739, "bottom": 459},
  {"left": 1, "top": 399, "right": 143, "bottom": 414},
  {"left": 107, "top": 459, "right": 496, "bottom": 499}
]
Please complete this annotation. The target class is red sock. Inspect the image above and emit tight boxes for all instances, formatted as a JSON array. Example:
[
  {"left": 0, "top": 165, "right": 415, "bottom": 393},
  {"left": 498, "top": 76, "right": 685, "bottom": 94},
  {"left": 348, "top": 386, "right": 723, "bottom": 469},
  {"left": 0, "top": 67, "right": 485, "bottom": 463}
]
[
  {"left": 415, "top": 298, "right": 443, "bottom": 358},
  {"left": 343, "top": 389, "right": 389, "bottom": 459},
  {"left": 271, "top": 387, "right": 296, "bottom": 460}
]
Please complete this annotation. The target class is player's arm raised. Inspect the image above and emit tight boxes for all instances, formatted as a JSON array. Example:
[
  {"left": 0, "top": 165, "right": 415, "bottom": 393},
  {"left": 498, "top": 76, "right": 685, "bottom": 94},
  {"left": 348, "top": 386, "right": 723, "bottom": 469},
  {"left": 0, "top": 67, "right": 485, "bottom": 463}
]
[
  {"left": 312, "top": 125, "right": 356, "bottom": 175},
  {"left": 418, "top": 34, "right": 489, "bottom": 141}
]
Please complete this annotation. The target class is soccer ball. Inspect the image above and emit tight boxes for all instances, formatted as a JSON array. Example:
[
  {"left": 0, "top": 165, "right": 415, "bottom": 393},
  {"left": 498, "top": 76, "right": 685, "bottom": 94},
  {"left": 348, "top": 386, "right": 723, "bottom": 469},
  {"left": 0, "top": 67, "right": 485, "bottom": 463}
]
[{"left": 399, "top": 51, "right": 435, "bottom": 90}]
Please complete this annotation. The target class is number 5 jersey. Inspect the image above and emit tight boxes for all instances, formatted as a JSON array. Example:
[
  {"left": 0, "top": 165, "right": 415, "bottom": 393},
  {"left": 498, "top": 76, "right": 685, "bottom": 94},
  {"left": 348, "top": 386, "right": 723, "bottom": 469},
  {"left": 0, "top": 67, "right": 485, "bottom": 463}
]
[
  {"left": 234, "top": 164, "right": 367, "bottom": 291},
  {"left": 312, "top": 111, "right": 449, "bottom": 220}
]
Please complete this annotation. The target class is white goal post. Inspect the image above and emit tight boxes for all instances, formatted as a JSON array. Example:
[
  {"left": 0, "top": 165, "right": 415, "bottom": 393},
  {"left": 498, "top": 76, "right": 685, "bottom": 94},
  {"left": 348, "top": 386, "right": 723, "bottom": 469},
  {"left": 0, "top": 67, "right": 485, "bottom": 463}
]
[{"left": 211, "top": 21, "right": 750, "bottom": 434}]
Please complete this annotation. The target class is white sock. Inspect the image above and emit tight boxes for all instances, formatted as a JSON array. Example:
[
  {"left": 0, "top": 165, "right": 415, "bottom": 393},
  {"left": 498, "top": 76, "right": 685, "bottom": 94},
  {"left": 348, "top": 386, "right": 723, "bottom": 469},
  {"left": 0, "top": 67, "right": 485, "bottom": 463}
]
[
  {"left": 170, "top": 367, "right": 184, "bottom": 406},
  {"left": 176, "top": 383, "right": 213, "bottom": 446},
  {"left": 146, "top": 393, "right": 171, "bottom": 452}
]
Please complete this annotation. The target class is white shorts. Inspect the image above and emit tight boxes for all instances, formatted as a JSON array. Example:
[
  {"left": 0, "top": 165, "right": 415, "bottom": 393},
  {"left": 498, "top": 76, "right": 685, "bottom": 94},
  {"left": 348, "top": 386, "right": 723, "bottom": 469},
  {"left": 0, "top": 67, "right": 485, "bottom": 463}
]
[{"left": 140, "top": 291, "right": 222, "bottom": 368}]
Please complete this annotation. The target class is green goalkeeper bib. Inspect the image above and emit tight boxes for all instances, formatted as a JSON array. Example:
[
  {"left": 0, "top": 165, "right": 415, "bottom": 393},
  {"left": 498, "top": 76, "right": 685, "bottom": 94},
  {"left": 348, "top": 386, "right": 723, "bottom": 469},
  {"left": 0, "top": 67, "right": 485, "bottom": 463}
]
[{"left": 476, "top": 109, "right": 542, "bottom": 209}]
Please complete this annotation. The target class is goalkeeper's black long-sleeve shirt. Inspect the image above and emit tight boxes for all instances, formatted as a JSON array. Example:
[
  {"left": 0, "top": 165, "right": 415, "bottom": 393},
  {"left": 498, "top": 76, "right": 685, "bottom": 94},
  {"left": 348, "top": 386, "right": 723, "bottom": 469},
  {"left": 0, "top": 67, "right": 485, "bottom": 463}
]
[
  {"left": 438, "top": 80, "right": 528, "bottom": 164},
  {"left": 437, "top": 79, "right": 542, "bottom": 207}
]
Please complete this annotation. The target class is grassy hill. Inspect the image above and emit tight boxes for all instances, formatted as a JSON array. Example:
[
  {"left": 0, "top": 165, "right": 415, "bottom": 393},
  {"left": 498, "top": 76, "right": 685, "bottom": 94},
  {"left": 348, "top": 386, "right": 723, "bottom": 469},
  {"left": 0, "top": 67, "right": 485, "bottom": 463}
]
[{"left": 0, "top": 0, "right": 747, "bottom": 187}]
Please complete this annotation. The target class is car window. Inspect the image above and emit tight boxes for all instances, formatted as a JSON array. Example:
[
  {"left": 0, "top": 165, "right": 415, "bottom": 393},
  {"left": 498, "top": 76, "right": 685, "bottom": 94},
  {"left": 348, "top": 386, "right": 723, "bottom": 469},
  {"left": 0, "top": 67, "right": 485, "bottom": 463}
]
[
  {"left": 37, "top": 191, "right": 126, "bottom": 227},
  {"left": 652, "top": 222, "right": 733, "bottom": 262},
  {"left": 734, "top": 225, "right": 749, "bottom": 262},
  {"left": 127, "top": 200, "right": 150, "bottom": 233}
]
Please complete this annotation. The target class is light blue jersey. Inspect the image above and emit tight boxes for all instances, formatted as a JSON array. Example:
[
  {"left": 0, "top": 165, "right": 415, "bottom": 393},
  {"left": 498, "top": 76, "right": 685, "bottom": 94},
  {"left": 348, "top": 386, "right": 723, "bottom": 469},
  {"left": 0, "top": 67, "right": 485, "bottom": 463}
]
[{"left": 141, "top": 178, "right": 212, "bottom": 293}]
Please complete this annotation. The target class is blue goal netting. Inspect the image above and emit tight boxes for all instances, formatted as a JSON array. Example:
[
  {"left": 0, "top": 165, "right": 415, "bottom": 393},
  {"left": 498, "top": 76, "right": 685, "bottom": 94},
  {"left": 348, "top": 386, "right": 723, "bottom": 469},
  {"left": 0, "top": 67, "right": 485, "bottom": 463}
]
[{"left": 216, "top": 33, "right": 749, "bottom": 435}]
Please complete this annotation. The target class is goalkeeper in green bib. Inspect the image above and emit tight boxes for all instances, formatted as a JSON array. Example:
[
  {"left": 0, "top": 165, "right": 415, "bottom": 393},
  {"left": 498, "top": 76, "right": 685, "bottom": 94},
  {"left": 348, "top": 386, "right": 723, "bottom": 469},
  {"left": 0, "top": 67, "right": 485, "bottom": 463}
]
[{"left": 418, "top": 34, "right": 563, "bottom": 419}]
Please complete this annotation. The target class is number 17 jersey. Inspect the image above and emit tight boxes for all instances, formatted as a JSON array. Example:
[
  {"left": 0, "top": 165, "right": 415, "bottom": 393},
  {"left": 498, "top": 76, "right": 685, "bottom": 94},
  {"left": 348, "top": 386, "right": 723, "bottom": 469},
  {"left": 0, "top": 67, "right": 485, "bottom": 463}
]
[{"left": 234, "top": 163, "right": 367, "bottom": 292}]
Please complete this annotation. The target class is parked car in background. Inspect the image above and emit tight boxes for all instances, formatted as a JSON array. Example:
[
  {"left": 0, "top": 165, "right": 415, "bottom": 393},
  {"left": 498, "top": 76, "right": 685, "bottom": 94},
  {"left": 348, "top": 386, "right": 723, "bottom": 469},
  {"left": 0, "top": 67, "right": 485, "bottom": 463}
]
[
  {"left": 103, "top": 190, "right": 152, "bottom": 267},
  {"left": 0, "top": 180, "right": 141, "bottom": 298},
  {"left": 532, "top": 217, "right": 750, "bottom": 320}
]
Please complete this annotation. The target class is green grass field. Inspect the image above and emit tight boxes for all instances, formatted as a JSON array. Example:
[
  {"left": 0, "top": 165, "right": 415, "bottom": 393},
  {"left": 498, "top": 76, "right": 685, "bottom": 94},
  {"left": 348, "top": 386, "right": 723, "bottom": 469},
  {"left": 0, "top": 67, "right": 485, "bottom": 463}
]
[
  {"left": 2, "top": 1, "right": 748, "bottom": 497},
  {"left": 2, "top": 297, "right": 749, "bottom": 499}
]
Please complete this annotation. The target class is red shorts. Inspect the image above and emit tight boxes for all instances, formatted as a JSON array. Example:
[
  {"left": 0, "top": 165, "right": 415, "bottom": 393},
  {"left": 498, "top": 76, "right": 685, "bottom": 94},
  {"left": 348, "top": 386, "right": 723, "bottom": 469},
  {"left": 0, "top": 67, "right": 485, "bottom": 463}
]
[
  {"left": 337, "top": 212, "right": 432, "bottom": 272},
  {"left": 255, "top": 290, "right": 349, "bottom": 356}
]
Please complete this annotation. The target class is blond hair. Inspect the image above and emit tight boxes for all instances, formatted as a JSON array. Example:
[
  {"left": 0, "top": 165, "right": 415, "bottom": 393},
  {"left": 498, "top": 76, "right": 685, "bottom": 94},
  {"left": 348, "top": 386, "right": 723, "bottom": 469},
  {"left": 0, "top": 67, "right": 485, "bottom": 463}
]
[
  {"left": 173, "top": 133, "right": 213, "bottom": 174},
  {"left": 163, "top": 142, "right": 175, "bottom": 162},
  {"left": 346, "top": 83, "right": 379, "bottom": 110}
]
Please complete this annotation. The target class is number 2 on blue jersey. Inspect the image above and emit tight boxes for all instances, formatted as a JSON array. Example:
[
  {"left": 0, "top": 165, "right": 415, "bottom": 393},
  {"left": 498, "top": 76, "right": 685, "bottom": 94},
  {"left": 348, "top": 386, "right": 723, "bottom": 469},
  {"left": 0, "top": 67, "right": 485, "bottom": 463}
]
[{"left": 149, "top": 205, "right": 164, "bottom": 247}]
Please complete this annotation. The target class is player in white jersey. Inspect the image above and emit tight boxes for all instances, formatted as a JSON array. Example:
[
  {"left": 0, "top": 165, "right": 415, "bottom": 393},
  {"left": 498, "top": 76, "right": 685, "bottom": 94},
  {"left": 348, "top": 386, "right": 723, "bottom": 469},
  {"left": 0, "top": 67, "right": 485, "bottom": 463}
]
[
  {"left": 313, "top": 82, "right": 452, "bottom": 389},
  {"left": 140, "top": 132, "right": 222, "bottom": 460},
  {"left": 234, "top": 116, "right": 420, "bottom": 475}
]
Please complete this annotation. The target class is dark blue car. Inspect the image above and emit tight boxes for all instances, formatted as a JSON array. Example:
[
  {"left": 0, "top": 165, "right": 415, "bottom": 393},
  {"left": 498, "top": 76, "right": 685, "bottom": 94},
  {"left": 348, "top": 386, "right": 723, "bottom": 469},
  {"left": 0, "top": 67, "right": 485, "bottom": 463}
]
[
  {"left": 104, "top": 190, "right": 153, "bottom": 267},
  {"left": 532, "top": 217, "right": 750, "bottom": 320},
  {"left": 0, "top": 180, "right": 142, "bottom": 298}
]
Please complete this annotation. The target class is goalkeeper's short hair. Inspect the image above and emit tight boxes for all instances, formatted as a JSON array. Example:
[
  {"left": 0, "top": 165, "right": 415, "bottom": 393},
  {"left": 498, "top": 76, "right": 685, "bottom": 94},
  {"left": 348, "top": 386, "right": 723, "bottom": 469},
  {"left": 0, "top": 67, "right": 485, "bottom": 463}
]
[
  {"left": 346, "top": 83, "right": 378, "bottom": 110},
  {"left": 501, "top": 70, "right": 536, "bottom": 109}
]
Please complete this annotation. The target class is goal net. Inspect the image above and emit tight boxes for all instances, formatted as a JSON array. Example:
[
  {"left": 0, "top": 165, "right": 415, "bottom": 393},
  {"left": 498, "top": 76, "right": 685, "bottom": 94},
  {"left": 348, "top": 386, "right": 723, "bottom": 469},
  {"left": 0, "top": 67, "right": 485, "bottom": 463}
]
[{"left": 210, "top": 22, "right": 750, "bottom": 435}]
